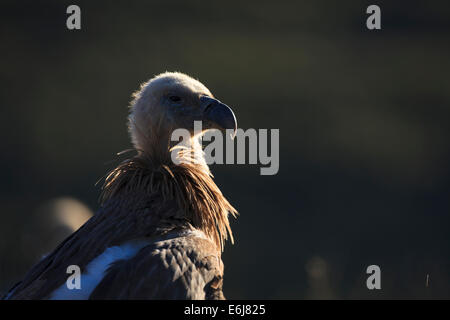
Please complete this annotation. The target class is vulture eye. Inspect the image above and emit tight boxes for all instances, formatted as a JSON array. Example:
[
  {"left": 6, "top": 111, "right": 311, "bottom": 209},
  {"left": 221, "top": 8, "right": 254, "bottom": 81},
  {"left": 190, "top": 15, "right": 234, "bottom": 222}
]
[{"left": 169, "top": 95, "right": 182, "bottom": 103}]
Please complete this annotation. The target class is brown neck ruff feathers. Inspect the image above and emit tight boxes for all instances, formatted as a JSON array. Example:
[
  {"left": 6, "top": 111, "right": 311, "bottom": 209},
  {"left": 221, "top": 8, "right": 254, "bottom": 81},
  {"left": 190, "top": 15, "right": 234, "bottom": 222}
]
[{"left": 100, "top": 151, "right": 237, "bottom": 251}]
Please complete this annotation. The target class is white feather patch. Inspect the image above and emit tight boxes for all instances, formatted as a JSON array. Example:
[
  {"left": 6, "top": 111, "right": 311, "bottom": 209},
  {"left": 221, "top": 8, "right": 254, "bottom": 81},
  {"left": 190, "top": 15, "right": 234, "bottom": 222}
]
[{"left": 50, "top": 240, "right": 150, "bottom": 300}]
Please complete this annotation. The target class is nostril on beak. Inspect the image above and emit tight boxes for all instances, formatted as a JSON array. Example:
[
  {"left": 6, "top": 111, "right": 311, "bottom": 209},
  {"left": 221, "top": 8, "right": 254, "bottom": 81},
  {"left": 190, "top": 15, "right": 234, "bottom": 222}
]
[
  {"left": 200, "top": 96, "right": 220, "bottom": 113},
  {"left": 203, "top": 102, "right": 214, "bottom": 114}
]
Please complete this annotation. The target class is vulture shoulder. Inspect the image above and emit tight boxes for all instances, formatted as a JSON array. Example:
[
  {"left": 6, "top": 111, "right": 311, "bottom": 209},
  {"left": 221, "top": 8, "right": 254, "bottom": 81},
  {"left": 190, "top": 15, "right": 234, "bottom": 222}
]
[{"left": 89, "top": 231, "right": 225, "bottom": 300}]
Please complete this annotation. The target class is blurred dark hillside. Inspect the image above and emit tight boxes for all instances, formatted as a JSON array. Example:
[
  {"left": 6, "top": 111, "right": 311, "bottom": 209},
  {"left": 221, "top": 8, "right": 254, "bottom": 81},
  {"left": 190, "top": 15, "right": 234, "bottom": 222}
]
[{"left": 1, "top": 0, "right": 450, "bottom": 299}]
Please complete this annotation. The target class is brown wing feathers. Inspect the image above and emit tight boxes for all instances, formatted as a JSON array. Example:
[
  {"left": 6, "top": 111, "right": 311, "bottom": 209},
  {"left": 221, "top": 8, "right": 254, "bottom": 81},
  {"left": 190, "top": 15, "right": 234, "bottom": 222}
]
[{"left": 89, "top": 235, "right": 225, "bottom": 300}]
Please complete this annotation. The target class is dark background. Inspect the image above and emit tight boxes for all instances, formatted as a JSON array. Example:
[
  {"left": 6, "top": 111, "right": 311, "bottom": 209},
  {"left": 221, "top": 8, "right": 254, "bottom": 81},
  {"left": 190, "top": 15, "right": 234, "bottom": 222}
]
[{"left": 1, "top": 0, "right": 450, "bottom": 299}]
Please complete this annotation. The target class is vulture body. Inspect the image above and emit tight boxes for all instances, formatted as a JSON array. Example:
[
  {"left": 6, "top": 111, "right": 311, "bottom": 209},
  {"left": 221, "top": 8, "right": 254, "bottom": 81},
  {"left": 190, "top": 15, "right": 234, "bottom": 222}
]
[{"left": 4, "top": 72, "right": 237, "bottom": 300}]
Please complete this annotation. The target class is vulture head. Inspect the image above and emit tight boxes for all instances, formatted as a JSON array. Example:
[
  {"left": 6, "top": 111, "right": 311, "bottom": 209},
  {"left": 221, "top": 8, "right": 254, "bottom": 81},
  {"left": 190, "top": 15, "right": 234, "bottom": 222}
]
[{"left": 128, "top": 72, "right": 237, "bottom": 164}]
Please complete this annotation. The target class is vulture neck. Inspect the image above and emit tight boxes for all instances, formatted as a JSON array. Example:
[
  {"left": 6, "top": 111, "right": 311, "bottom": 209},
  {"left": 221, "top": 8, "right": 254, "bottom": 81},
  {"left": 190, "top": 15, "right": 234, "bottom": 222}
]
[{"left": 101, "top": 137, "right": 236, "bottom": 251}]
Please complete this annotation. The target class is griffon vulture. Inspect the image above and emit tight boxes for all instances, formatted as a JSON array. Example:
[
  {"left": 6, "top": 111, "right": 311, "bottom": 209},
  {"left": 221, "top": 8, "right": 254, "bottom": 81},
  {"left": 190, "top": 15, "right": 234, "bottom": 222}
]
[{"left": 3, "top": 72, "right": 238, "bottom": 300}]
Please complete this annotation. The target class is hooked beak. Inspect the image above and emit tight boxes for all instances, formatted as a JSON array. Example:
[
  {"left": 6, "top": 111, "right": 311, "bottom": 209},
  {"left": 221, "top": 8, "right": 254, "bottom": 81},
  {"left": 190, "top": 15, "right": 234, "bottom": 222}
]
[{"left": 200, "top": 96, "right": 237, "bottom": 139}]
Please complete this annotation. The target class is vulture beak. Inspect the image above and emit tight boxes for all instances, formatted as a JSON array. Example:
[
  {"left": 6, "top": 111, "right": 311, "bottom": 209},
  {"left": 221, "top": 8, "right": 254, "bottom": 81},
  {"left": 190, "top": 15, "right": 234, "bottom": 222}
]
[{"left": 200, "top": 96, "right": 237, "bottom": 139}]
